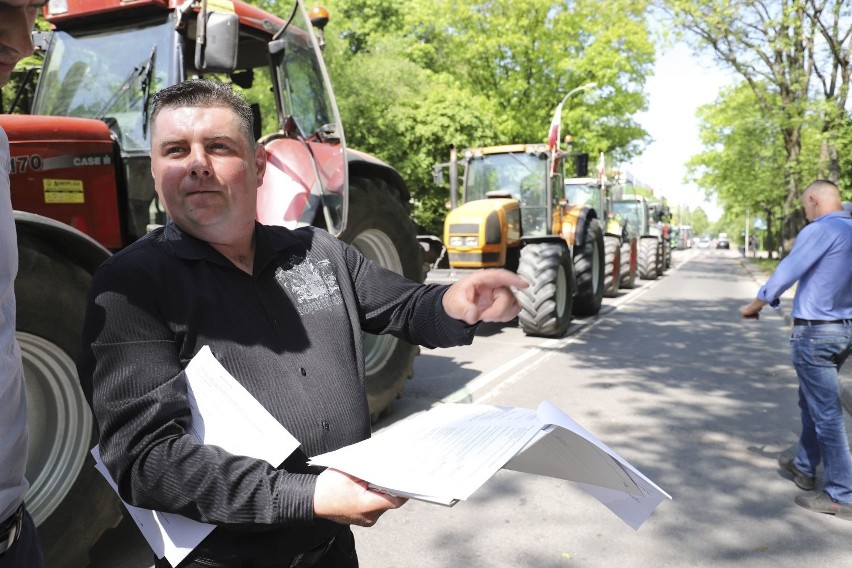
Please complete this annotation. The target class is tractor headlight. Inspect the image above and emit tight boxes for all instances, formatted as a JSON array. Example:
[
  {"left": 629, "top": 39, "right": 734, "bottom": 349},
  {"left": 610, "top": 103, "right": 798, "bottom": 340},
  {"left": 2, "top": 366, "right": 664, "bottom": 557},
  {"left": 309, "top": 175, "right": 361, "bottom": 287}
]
[{"left": 449, "top": 236, "right": 479, "bottom": 248}]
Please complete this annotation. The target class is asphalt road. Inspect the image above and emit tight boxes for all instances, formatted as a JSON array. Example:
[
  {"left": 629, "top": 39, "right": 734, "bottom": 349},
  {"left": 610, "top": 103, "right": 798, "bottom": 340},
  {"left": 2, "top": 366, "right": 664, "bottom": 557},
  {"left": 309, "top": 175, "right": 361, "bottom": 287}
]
[{"left": 85, "top": 247, "right": 852, "bottom": 568}]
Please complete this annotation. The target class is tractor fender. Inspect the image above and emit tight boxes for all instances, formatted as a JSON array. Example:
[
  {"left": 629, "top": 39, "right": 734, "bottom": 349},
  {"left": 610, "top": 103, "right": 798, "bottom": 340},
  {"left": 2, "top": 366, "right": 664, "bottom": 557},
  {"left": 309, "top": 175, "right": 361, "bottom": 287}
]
[
  {"left": 574, "top": 206, "right": 598, "bottom": 248},
  {"left": 14, "top": 211, "right": 111, "bottom": 273},
  {"left": 347, "top": 148, "right": 411, "bottom": 204},
  {"left": 559, "top": 204, "right": 597, "bottom": 249},
  {"left": 257, "top": 144, "right": 411, "bottom": 232}
]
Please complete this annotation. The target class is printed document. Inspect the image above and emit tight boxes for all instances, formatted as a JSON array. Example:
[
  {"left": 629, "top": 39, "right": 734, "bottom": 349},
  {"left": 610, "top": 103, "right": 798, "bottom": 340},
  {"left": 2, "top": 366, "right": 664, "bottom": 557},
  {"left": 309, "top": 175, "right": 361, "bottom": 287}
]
[
  {"left": 91, "top": 346, "right": 300, "bottom": 566},
  {"left": 312, "top": 404, "right": 544, "bottom": 506},
  {"left": 309, "top": 400, "right": 670, "bottom": 529},
  {"left": 504, "top": 400, "right": 670, "bottom": 529}
]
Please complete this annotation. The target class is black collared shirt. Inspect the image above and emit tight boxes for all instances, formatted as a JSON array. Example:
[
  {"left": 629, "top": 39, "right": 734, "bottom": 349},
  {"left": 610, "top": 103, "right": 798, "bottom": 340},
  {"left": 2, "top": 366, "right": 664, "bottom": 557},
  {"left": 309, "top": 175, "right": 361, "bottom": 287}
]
[{"left": 77, "top": 221, "right": 474, "bottom": 560}]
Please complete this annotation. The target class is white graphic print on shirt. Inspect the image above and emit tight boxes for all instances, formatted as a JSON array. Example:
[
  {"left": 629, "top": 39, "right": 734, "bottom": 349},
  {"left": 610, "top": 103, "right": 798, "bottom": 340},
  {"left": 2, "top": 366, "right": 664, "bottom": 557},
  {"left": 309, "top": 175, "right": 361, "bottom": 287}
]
[{"left": 274, "top": 257, "right": 342, "bottom": 315}]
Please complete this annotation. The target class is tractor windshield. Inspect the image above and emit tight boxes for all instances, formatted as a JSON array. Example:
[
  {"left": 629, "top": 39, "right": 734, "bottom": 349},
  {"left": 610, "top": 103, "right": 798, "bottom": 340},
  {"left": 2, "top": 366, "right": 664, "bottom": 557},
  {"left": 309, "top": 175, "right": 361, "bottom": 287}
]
[
  {"left": 465, "top": 152, "right": 547, "bottom": 204},
  {"left": 464, "top": 151, "right": 549, "bottom": 235},
  {"left": 564, "top": 182, "right": 602, "bottom": 212},
  {"left": 268, "top": 1, "right": 347, "bottom": 234},
  {"left": 32, "top": 20, "right": 173, "bottom": 152},
  {"left": 613, "top": 200, "right": 645, "bottom": 237},
  {"left": 275, "top": 19, "right": 336, "bottom": 141}
]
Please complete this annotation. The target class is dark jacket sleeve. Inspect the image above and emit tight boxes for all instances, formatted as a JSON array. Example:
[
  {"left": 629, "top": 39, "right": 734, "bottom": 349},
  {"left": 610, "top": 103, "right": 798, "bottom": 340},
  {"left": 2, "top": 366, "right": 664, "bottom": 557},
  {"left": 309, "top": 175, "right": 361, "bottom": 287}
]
[
  {"left": 333, "top": 233, "right": 478, "bottom": 348},
  {"left": 77, "top": 252, "right": 317, "bottom": 528}
]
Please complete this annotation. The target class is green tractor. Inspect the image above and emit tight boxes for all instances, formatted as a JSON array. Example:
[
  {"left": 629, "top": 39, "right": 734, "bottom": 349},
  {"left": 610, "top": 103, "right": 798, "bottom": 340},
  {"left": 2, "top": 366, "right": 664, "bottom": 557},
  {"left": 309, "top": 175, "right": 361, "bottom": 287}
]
[
  {"left": 612, "top": 195, "right": 670, "bottom": 280},
  {"left": 563, "top": 174, "right": 637, "bottom": 296}
]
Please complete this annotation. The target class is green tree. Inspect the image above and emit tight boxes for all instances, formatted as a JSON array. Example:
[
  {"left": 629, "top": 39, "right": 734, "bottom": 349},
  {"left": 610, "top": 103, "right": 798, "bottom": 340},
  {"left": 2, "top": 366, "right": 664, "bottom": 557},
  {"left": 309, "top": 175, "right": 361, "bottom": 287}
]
[
  {"left": 404, "top": 0, "right": 655, "bottom": 160},
  {"left": 321, "top": 0, "right": 657, "bottom": 232},
  {"left": 320, "top": 29, "right": 501, "bottom": 234},
  {"left": 662, "top": 0, "right": 852, "bottom": 246},
  {"left": 837, "top": 115, "right": 852, "bottom": 194},
  {"left": 687, "top": 207, "right": 711, "bottom": 235},
  {"left": 686, "top": 82, "right": 788, "bottom": 253},
  {"left": 0, "top": 15, "right": 49, "bottom": 114}
]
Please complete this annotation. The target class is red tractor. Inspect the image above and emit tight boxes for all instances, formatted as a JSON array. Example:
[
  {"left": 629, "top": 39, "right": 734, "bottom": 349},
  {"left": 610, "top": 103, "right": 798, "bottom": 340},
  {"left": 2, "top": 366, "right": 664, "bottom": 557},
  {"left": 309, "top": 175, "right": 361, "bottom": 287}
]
[{"left": 2, "top": 1, "right": 421, "bottom": 564}]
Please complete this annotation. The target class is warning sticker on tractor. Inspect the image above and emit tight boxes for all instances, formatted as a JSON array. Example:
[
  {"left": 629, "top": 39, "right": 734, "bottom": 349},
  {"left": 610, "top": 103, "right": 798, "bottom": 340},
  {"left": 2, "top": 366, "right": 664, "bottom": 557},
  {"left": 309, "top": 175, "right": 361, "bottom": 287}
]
[
  {"left": 43, "top": 179, "right": 84, "bottom": 204},
  {"left": 208, "top": 0, "right": 236, "bottom": 13}
]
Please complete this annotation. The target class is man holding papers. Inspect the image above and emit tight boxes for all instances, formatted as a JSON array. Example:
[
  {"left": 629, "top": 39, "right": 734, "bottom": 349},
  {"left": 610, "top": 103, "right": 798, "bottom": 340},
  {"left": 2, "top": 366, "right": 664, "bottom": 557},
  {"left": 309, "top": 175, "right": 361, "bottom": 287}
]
[{"left": 76, "top": 79, "right": 528, "bottom": 568}]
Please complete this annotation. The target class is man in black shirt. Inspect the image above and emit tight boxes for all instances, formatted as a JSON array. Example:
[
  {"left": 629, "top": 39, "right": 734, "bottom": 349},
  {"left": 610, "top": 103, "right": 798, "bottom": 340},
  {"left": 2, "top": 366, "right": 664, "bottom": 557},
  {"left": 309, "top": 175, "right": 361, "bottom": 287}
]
[{"left": 77, "top": 79, "right": 528, "bottom": 568}]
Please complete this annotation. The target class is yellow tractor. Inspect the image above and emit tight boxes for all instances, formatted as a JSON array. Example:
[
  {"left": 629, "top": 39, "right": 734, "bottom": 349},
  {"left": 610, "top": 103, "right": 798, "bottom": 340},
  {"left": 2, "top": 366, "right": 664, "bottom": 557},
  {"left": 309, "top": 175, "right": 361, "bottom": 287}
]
[{"left": 421, "top": 139, "right": 606, "bottom": 337}]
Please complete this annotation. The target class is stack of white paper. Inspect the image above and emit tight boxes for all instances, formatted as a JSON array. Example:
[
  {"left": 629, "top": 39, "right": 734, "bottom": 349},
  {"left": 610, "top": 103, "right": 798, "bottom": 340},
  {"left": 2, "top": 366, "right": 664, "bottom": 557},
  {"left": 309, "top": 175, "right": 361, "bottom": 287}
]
[{"left": 309, "top": 400, "right": 670, "bottom": 529}]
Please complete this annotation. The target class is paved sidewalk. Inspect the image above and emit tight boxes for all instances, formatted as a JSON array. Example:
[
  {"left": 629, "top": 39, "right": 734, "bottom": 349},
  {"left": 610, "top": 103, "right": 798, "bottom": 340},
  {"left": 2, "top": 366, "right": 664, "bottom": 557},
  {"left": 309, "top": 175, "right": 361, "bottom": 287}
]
[{"left": 737, "top": 255, "right": 852, "bottom": 415}]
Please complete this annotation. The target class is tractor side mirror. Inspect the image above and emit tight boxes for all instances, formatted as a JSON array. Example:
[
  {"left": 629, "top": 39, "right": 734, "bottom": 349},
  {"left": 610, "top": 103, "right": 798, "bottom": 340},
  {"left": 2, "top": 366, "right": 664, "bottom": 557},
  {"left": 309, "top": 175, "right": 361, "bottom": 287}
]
[
  {"left": 32, "top": 30, "right": 52, "bottom": 53},
  {"left": 195, "top": 12, "right": 239, "bottom": 73},
  {"left": 648, "top": 205, "right": 659, "bottom": 222},
  {"left": 575, "top": 153, "right": 589, "bottom": 177}
]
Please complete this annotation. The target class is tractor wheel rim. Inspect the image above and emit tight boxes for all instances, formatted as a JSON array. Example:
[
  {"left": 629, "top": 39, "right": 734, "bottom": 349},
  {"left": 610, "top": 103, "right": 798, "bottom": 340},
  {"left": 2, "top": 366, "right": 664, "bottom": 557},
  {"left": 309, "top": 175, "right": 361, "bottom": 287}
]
[
  {"left": 591, "top": 239, "right": 601, "bottom": 291},
  {"left": 556, "top": 262, "right": 567, "bottom": 315},
  {"left": 350, "top": 229, "right": 404, "bottom": 374},
  {"left": 20, "top": 331, "right": 92, "bottom": 525}
]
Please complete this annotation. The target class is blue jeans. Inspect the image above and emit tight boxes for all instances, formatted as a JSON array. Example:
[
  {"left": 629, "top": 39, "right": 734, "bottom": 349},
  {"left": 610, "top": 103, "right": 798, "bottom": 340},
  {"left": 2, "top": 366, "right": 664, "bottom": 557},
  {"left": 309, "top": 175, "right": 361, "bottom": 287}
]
[{"left": 791, "top": 322, "right": 852, "bottom": 504}]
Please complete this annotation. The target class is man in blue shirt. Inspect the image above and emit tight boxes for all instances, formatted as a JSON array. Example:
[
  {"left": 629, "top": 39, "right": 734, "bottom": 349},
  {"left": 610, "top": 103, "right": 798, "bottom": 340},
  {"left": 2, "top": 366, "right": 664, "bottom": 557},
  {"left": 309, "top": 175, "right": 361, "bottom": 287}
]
[{"left": 740, "top": 179, "right": 852, "bottom": 521}]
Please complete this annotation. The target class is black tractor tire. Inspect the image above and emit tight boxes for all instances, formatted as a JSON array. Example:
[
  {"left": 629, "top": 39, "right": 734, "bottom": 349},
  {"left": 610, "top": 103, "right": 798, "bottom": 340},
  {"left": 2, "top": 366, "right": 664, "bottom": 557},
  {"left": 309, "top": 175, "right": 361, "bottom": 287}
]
[
  {"left": 638, "top": 236, "right": 660, "bottom": 280},
  {"left": 15, "top": 234, "right": 122, "bottom": 568},
  {"left": 603, "top": 235, "right": 621, "bottom": 298},
  {"left": 571, "top": 218, "right": 605, "bottom": 316},
  {"left": 656, "top": 239, "right": 665, "bottom": 277},
  {"left": 339, "top": 176, "right": 422, "bottom": 422},
  {"left": 663, "top": 239, "right": 672, "bottom": 269},
  {"left": 516, "top": 242, "right": 573, "bottom": 337},
  {"left": 619, "top": 238, "right": 637, "bottom": 289}
]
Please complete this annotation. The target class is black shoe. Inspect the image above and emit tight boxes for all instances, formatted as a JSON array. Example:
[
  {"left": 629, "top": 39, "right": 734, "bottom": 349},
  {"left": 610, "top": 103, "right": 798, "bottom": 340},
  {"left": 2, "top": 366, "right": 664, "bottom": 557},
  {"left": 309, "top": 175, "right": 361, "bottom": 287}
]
[
  {"left": 778, "top": 455, "right": 814, "bottom": 490},
  {"left": 795, "top": 491, "right": 852, "bottom": 521}
]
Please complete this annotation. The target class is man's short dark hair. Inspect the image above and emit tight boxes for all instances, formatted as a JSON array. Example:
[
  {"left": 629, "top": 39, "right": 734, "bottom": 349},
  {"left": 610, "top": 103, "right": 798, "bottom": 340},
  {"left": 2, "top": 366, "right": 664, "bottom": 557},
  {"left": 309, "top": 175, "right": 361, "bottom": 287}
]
[{"left": 149, "top": 79, "right": 255, "bottom": 146}]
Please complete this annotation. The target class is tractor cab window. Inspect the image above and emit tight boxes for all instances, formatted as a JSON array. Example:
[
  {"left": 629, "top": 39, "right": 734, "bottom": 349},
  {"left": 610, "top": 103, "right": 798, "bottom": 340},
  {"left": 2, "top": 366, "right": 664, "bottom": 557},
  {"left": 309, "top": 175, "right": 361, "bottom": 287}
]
[
  {"left": 272, "top": 10, "right": 336, "bottom": 141},
  {"left": 613, "top": 201, "right": 643, "bottom": 237},
  {"left": 268, "top": 2, "right": 347, "bottom": 235},
  {"left": 465, "top": 152, "right": 547, "bottom": 203},
  {"left": 280, "top": 45, "right": 331, "bottom": 140},
  {"left": 32, "top": 20, "right": 173, "bottom": 153},
  {"left": 564, "top": 182, "right": 602, "bottom": 212},
  {"left": 465, "top": 151, "right": 549, "bottom": 235}
]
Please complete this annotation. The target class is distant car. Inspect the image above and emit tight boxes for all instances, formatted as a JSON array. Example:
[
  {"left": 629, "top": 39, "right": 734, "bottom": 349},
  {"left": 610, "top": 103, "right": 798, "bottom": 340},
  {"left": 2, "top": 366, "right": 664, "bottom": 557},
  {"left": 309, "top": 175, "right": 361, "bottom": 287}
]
[
  {"left": 716, "top": 233, "right": 730, "bottom": 249},
  {"left": 697, "top": 235, "right": 711, "bottom": 249}
]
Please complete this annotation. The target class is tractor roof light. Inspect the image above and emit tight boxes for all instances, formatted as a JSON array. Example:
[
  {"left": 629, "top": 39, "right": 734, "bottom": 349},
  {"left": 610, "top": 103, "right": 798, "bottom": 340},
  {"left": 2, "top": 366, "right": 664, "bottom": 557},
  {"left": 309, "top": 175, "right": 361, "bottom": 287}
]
[
  {"left": 309, "top": 5, "right": 330, "bottom": 48},
  {"left": 309, "top": 5, "right": 330, "bottom": 29}
]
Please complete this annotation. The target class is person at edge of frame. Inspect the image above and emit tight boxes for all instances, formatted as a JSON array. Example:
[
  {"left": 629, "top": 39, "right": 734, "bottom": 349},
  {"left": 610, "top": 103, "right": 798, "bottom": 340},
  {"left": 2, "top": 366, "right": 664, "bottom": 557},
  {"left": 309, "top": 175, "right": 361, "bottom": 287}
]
[
  {"left": 740, "top": 179, "right": 852, "bottom": 522},
  {"left": 0, "top": 2, "right": 48, "bottom": 567}
]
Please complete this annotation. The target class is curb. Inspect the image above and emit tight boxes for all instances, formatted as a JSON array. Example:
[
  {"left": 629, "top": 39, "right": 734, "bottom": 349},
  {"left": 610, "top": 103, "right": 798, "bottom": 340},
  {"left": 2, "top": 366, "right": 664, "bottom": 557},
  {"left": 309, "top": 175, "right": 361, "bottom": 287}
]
[{"left": 737, "top": 255, "right": 852, "bottom": 417}]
